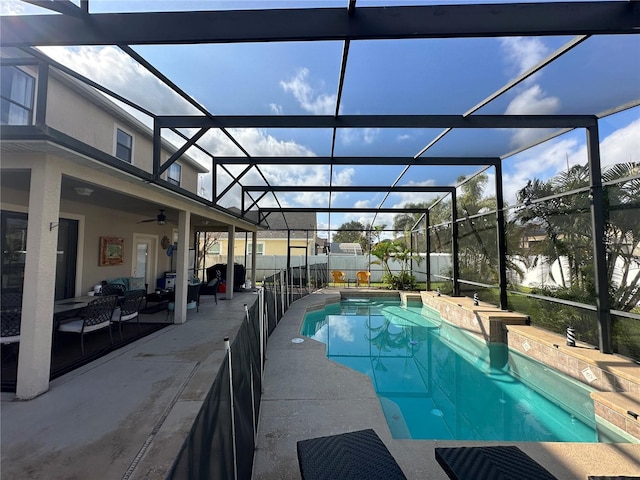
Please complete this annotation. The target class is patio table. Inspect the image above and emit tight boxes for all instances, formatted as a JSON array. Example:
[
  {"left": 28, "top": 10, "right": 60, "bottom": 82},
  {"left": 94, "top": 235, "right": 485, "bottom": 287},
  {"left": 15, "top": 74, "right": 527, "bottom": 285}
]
[
  {"left": 54, "top": 296, "right": 95, "bottom": 316},
  {"left": 143, "top": 290, "right": 174, "bottom": 313}
]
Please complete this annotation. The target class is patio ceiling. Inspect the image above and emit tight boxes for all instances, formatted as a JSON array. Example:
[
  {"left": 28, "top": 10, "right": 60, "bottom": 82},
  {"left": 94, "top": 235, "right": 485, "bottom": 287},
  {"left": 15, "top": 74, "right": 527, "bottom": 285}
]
[{"left": 2, "top": 0, "right": 639, "bottom": 231}]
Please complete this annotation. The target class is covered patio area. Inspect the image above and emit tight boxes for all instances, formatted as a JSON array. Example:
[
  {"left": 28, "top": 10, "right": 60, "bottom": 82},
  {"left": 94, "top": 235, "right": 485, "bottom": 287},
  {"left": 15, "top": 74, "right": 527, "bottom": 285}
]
[{"left": 1, "top": 306, "right": 172, "bottom": 392}]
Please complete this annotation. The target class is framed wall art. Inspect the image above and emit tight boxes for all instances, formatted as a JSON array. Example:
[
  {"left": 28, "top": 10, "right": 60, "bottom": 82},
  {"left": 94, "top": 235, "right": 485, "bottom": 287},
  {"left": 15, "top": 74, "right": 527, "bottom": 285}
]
[{"left": 99, "top": 236, "right": 124, "bottom": 266}]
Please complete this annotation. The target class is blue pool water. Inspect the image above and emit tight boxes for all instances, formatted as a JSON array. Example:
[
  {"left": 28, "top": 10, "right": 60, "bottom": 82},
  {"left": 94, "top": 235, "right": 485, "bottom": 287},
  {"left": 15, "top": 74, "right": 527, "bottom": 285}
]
[{"left": 301, "top": 298, "right": 626, "bottom": 442}]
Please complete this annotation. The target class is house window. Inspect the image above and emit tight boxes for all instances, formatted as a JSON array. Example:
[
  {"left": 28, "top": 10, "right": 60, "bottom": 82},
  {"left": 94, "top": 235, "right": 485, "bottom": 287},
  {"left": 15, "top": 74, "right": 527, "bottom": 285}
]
[
  {"left": 115, "top": 128, "right": 133, "bottom": 162},
  {"left": 168, "top": 163, "right": 181, "bottom": 186},
  {"left": 1, "top": 66, "right": 35, "bottom": 125},
  {"left": 207, "top": 243, "right": 221, "bottom": 255},
  {"left": 248, "top": 243, "right": 264, "bottom": 255}
]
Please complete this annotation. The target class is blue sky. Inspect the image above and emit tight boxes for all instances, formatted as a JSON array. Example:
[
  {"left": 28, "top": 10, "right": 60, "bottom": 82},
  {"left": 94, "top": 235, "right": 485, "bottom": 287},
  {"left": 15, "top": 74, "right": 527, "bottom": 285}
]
[{"left": 3, "top": 0, "right": 639, "bottom": 236}]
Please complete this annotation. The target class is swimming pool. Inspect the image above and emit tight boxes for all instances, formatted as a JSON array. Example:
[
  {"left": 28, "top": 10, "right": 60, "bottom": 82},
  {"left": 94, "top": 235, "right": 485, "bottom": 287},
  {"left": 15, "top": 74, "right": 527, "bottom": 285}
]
[{"left": 301, "top": 298, "right": 627, "bottom": 442}]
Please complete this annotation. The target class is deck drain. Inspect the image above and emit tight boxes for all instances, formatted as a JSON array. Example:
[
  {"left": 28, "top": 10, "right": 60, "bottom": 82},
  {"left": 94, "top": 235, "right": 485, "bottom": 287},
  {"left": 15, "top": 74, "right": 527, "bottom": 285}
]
[
  {"left": 431, "top": 409, "right": 444, "bottom": 417},
  {"left": 291, "top": 338, "right": 304, "bottom": 344}
]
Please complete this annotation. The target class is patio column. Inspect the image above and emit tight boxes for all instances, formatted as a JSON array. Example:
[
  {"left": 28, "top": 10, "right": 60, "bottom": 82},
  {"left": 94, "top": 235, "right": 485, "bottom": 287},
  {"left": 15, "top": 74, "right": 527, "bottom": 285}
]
[
  {"left": 251, "top": 230, "right": 257, "bottom": 288},
  {"left": 226, "top": 225, "right": 235, "bottom": 300},
  {"left": 16, "top": 160, "right": 61, "bottom": 399},
  {"left": 173, "top": 210, "right": 190, "bottom": 324},
  {"left": 586, "top": 122, "right": 612, "bottom": 354}
]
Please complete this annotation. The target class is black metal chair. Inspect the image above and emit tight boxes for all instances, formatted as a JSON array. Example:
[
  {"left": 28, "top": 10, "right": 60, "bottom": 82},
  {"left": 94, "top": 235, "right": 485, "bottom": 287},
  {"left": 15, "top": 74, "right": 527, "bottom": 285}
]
[
  {"left": 58, "top": 295, "right": 117, "bottom": 355},
  {"left": 111, "top": 289, "right": 146, "bottom": 340},
  {"left": 101, "top": 283, "right": 127, "bottom": 300},
  {"left": 201, "top": 268, "right": 221, "bottom": 304},
  {"left": 187, "top": 282, "right": 202, "bottom": 312},
  {"left": 167, "top": 283, "right": 202, "bottom": 321}
]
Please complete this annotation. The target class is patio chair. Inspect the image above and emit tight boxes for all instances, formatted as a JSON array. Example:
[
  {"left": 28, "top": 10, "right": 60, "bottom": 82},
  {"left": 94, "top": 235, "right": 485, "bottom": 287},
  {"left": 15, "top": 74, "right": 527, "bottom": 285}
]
[
  {"left": 356, "top": 270, "right": 371, "bottom": 287},
  {"left": 435, "top": 446, "right": 557, "bottom": 480},
  {"left": 297, "top": 429, "right": 407, "bottom": 480},
  {"left": 330, "top": 270, "right": 346, "bottom": 286},
  {"left": 187, "top": 282, "right": 202, "bottom": 312},
  {"left": 111, "top": 289, "right": 146, "bottom": 340},
  {"left": 166, "top": 283, "right": 202, "bottom": 320},
  {"left": 58, "top": 295, "right": 117, "bottom": 355},
  {"left": 200, "top": 268, "right": 221, "bottom": 304},
  {"left": 101, "top": 283, "right": 127, "bottom": 298}
]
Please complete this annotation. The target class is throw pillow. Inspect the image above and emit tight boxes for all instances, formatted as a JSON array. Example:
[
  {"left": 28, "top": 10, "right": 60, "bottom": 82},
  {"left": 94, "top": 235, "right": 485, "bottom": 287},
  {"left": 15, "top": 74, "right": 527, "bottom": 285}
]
[
  {"left": 109, "top": 277, "right": 128, "bottom": 290},
  {"left": 129, "top": 277, "right": 146, "bottom": 290}
]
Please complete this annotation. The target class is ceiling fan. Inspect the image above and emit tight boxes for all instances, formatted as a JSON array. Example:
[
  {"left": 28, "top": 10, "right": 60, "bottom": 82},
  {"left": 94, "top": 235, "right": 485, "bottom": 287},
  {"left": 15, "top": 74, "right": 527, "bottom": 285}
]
[{"left": 137, "top": 209, "right": 175, "bottom": 225}]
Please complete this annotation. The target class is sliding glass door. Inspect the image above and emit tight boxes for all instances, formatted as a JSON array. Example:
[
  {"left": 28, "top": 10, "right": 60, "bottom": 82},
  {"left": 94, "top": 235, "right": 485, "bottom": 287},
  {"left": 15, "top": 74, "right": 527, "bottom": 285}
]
[{"left": 1, "top": 210, "right": 78, "bottom": 299}]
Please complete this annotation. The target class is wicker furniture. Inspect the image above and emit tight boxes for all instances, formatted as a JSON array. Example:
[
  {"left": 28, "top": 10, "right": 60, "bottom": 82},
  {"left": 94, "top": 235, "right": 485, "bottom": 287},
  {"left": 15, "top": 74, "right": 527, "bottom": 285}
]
[
  {"left": 435, "top": 446, "right": 557, "bottom": 480},
  {"left": 297, "top": 429, "right": 406, "bottom": 480}
]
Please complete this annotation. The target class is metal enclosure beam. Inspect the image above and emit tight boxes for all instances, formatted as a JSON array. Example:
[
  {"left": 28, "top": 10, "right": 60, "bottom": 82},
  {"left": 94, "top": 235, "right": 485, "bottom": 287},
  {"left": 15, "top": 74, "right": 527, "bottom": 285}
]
[
  {"left": 259, "top": 207, "right": 440, "bottom": 213},
  {"left": 156, "top": 114, "right": 597, "bottom": 129},
  {"left": 495, "top": 162, "right": 509, "bottom": 310},
  {"left": 451, "top": 193, "right": 460, "bottom": 296},
  {"left": 3, "top": 3, "right": 638, "bottom": 46},
  {"left": 219, "top": 156, "right": 498, "bottom": 166},
  {"left": 586, "top": 122, "right": 612, "bottom": 354},
  {"left": 426, "top": 211, "right": 431, "bottom": 292},
  {"left": 244, "top": 186, "right": 456, "bottom": 193}
]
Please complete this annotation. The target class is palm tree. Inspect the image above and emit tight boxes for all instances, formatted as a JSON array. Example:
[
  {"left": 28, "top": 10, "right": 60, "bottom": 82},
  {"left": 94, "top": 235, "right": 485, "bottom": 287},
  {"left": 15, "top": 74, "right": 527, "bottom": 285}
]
[{"left": 515, "top": 161, "right": 640, "bottom": 311}]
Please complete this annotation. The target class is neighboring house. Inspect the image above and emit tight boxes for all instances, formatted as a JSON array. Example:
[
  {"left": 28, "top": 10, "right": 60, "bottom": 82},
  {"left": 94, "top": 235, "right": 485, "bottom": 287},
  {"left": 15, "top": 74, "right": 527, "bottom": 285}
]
[
  {"left": 0, "top": 52, "right": 258, "bottom": 399},
  {"left": 202, "top": 211, "right": 317, "bottom": 269}
]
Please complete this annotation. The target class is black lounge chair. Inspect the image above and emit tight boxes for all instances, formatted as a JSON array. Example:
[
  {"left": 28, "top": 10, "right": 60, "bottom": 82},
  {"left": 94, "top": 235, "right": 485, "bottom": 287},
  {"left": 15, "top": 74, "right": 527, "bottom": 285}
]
[
  {"left": 435, "top": 446, "right": 557, "bottom": 480},
  {"left": 296, "top": 428, "right": 406, "bottom": 480},
  {"left": 588, "top": 477, "right": 640, "bottom": 480}
]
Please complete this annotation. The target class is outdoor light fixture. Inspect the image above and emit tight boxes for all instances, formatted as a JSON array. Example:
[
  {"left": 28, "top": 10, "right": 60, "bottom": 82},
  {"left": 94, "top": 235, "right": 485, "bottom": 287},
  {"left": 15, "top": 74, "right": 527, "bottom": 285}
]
[{"left": 74, "top": 187, "right": 94, "bottom": 196}]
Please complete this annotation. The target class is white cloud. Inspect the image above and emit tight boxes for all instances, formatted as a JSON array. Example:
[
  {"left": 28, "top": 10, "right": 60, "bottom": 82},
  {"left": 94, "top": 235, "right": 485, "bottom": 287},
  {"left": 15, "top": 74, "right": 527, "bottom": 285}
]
[
  {"left": 505, "top": 85, "right": 560, "bottom": 116},
  {"left": 339, "top": 128, "right": 380, "bottom": 145},
  {"left": 499, "top": 38, "right": 561, "bottom": 149},
  {"left": 269, "top": 103, "right": 283, "bottom": 115},
  {"left": 502, "top": 137, "right": 580, "bottom": 203},
  {"left": 280, "top": 68, "right": 335, "bottom": 115},
  {"left": 363, "top": 128, "right": 380, "bottom": 144},
  {"left": 573, "top": 117, "right": 640, "bottom": 168},
  {"left": 500, "top": 37, "right": 548, "bottom": 78},
  {"left": 505, "top": 85, "right": 560, "bottom": 148},
  {"left": 333, "top": 167, "right": 355, "bottom": 186},
  {"left": 502, "top": 118, "right": 640, "bottom": 204},
  {"left": 0, "top": 0, "right": 28, "bottom": 15},
  {"left": 39, "top": 46, "right": 198, "bottom": 116},
  {"left": 354, "top": 200, "right": 370, "bottom": 208},
  {"left": 397, "top": 134, "right": 412, "bottom": 142}
]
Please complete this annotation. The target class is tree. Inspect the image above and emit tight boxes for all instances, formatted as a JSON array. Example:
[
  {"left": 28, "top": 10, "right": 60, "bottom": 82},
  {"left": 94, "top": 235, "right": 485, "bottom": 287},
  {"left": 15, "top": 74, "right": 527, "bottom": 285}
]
[
  {"left": 370, "top": 239, "right": 397, "bottom": 278},
  {"left": 515, "top": 162, "right": 640, "bottom": 311},
  {"left": 363, "top": 223, "right": 387, "bottom": 253},
  {"left": 392, "top": 202, "right": 429, "bottom": 235},
  {"left": 196, "top": 231, "right": 221, "bottom": 278},
  {"left": 332, "top": 221, "right": 368, "bottom": 252},
  {"left": 455, "top": 173, "right": 500, "bottom": 283},
  {"left": 369, "top": 238, "right": 421, "bottom": 290}
]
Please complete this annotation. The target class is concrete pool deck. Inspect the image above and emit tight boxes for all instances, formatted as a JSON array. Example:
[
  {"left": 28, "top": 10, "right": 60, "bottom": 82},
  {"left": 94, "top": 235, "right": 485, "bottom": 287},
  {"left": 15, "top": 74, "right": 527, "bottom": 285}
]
[{"left": 252, "top": 289, "right": 640, "bottom": 479}]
